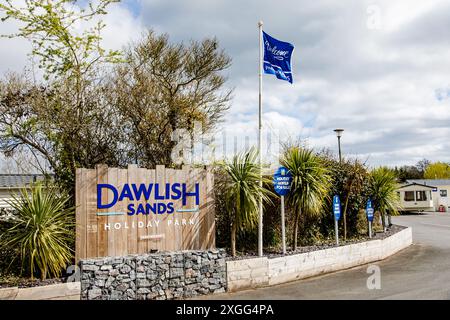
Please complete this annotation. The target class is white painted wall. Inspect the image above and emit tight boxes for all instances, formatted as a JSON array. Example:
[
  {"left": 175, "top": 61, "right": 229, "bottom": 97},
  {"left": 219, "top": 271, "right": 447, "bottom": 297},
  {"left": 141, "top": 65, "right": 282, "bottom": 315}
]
[{"left": 226, "top": 227, "right": 412, "bottom": 292}]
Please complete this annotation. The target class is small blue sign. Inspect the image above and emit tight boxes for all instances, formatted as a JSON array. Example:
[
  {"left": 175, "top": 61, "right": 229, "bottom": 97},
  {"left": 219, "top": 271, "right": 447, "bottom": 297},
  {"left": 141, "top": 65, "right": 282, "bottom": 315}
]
[
  {"left": 366, "top": 199, "right": 374, "bottom": 222},
  {"left": 333, "top": 195, "right": 341, "bottom": 221},
  {"left": 273, "top": 166, "right": 293, "bottom": 196}
]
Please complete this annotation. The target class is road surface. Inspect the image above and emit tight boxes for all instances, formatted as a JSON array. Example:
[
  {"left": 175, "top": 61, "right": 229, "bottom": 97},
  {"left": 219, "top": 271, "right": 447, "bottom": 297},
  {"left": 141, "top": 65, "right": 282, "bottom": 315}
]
[{"left": 202, "top": 212, "right": 450, "bottom": 299}]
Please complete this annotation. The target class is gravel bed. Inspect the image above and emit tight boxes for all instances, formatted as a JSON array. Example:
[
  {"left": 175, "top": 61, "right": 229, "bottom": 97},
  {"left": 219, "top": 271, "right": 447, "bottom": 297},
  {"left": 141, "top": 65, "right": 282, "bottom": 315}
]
[{"left": 227, "top": 224, "right": 406, "bottom": 261}]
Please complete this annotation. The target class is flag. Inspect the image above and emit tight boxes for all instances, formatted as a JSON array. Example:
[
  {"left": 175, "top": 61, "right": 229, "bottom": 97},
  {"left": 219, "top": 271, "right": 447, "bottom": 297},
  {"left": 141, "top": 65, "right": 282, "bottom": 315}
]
[{"left": 262, "top": 31, "right": 294, "bottom": 83}]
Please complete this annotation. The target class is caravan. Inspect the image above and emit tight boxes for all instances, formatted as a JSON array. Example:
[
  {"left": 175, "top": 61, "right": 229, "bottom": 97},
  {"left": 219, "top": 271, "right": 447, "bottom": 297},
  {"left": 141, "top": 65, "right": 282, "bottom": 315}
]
[{"left": 397, "top": 183, "right": 435, "bottom": 213}]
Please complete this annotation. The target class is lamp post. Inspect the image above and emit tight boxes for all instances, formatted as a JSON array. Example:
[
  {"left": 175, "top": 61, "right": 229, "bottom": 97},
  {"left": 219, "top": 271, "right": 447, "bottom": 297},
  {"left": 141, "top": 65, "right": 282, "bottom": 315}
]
[
  {"left": 334, "top": 129, "right": 344, "bottom": 163},
  {"left": 334, "top": 128, "right": 344, "bottom": 243}
]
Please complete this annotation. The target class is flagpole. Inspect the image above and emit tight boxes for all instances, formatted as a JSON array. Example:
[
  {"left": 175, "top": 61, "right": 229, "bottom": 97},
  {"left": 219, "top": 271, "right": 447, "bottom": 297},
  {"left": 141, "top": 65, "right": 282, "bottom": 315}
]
[{"left": 258, "top": 20, "right": 263, "bottom": 257}]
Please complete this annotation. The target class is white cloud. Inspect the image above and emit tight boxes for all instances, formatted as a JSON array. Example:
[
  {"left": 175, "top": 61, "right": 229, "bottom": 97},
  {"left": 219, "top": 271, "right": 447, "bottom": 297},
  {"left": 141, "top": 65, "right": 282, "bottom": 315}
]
[{"left": 1, "top": 0, "right": 450, "bottom": 171}]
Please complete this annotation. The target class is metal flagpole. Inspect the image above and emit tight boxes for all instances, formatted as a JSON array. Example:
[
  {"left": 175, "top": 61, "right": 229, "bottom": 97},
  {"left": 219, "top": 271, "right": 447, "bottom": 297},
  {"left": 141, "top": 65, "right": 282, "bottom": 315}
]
[{"left": 258, "top": 20, "right": 263, "bottom": 257}]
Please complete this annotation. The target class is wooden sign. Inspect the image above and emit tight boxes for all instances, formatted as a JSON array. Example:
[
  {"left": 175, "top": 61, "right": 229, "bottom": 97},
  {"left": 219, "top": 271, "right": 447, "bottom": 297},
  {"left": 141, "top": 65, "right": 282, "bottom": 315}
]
[{"left": 75, "top": 164, "right": 215, "bottom": 260}]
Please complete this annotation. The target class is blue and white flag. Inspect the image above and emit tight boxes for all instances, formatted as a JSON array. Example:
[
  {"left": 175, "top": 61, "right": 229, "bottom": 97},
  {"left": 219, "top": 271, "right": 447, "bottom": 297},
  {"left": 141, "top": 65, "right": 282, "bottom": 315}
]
[{"left": 262, "top": 31, "right": 294, "bottom": 83}]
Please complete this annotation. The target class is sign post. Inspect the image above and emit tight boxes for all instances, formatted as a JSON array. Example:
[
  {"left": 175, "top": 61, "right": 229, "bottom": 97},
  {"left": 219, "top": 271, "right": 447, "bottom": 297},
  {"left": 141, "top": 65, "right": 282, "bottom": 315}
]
[
  {"left": 273, "top": 166, "right": 293, "bottom": 255},
  {"left": 333, "top": 195, "right": 341, "bottom": 246},
  {"left": 366, "top": 199, "right": 374, "bottom": 238}
]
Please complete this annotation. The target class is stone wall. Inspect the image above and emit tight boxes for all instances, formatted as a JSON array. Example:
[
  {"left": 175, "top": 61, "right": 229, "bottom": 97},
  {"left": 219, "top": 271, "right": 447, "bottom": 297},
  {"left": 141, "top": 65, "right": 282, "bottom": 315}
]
[
  {"left": 80, "top": 249, "right": 226, "bottom": 300},
  {"left": 227, "top": 227, "right": 412, "bottom": 292}
]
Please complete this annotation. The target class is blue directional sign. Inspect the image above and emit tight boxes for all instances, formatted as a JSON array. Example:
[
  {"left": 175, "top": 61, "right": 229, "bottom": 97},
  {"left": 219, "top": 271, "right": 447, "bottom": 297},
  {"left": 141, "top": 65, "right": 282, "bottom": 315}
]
[
  {"left": 333, "top": 195, "right": 341, "bottom": 221},
  {"left": 366, "top": 199, "right": 374, "bottom": 222},
  {"left": 273, "top": 166, "right": 293, "bottom": 196}
]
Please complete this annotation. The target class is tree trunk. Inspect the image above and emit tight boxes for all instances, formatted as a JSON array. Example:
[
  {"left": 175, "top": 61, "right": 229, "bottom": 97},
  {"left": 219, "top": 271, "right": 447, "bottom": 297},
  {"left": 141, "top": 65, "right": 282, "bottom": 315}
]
[
  {"left": 343, "top": 194, "right": 350, "bottom": 240},
  {"left": 381, "top": 209, "right": 386, "bottom": 232},
  {"left": 231, "top": 221, "right": 237, "bottom": 257},
  {"left": 292, "top": 208, "right": 300, "bottom": 250},
  {"left": 387, "top": 211, "right": 392, "bottom": 228}
]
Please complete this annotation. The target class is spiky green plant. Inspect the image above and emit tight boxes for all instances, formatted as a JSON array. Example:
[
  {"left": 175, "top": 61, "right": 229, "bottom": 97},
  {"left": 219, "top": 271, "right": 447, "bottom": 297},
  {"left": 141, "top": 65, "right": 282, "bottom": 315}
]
[
  {"left": 220, "top": 148, "right": 274, "bottom": 256},
  {"left": 369, "top": 167, "right": 400, "bottom": 231},
  {"left": 281, "top": 147, "right": 331, "bottom": 250},
  {"left": 0, "top": 183, "right": 74, "bottom": 279}
]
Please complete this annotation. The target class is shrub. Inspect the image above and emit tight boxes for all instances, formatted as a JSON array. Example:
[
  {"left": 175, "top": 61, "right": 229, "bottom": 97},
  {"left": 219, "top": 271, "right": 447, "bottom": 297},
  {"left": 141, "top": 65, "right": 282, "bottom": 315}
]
[
  {"left": 218, "top": 148, "right": 274, "bottom": 256},
  {"left": 369, "top": 167, "right": 400, "bottom": 231},
  {"left": 0, "top": 183, "right": 74, "bottom": 279},
  {"left": 281, "top": 147, "right": 332, "bottom": 250}
]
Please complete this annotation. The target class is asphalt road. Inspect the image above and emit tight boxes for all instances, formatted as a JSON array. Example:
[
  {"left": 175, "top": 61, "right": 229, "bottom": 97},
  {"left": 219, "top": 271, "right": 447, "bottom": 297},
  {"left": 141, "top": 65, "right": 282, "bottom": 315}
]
[{"left": 202, "top": 212, "right": 450, "bottom": 300}]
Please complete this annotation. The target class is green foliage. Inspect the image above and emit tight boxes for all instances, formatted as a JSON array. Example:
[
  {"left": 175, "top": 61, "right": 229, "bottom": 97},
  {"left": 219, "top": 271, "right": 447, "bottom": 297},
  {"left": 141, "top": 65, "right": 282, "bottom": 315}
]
[
  {"left": 0, "top": 0, "right": 122, "bottom": 79},
  {"left": 214, "top": 148, "right": 405, "bottom": 253},
  {"left": 0, "top": 184, "right": 74, "bottom": 279},
  {"left": 369, "top": 167, "right": 400, "bottom": 230},
  {"left": 219, "top": 148, "right": 274, "bottom": 256},
  {"left": 112, "top": 30, "right": 232, "bottom": 168},
  {"left": 281, "top": 147, "right": 331, "bottom": 249},
  {"left": 394, "top": 165, "right": 423, "bottom": 182},
  {"left": 424, "top": 162, "right": 450, "bottom": 179},
  {"left": 0, "top": 9, "right": 232, "bottom": 200},
  {"left": 0, "top": 219, "right": 22, "bottom": 276},
  {"left": 323, "top": 155, "right": 371, "bottom": 238}
]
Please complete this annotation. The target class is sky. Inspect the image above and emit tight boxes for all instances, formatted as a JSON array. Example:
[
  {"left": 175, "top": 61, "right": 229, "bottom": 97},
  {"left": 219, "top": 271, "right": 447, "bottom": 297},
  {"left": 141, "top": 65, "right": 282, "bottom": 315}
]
[{"left": 1, "top": 0, "right": 450, "bottom": 171}]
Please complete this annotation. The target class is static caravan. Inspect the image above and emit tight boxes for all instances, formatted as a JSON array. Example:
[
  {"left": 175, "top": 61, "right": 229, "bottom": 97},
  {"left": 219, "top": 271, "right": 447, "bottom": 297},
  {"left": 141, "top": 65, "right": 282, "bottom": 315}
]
[
  {"left": 406, "top": 179, "right": 450, "bottom": 212},
  {"left": 397, "top": 183, "right": 435, "bottom": 213}
]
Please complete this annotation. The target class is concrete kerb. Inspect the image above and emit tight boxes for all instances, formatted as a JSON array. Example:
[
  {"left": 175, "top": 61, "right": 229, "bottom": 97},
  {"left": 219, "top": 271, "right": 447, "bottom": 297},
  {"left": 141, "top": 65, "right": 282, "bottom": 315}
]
[
  {"left": 226, "top": 227, "right": 413, "bottom": 292},
  {"left": 0, "top": 282, "right": 81, "bottom": 300}
]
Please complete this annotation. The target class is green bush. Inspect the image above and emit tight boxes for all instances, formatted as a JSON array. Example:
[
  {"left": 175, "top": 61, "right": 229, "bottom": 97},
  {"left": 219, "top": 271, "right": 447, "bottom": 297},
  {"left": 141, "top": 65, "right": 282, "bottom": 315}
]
[
  {"left": 0, "top": 219, "right": 22, "bottom": 276},
  {"left": 0, "top": 183, "right": 74, "bottom": 279}
]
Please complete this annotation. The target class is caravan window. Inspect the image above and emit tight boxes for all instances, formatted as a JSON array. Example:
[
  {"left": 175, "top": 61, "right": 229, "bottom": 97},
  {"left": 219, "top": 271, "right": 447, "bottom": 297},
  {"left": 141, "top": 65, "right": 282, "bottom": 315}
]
[
  {"left": 404, "top": 191, "right": 415, "bottom": 201},
  {"left": 416, "top": 191, "right": 427, "bottom": 201},
  {"left": 440, "top": 190, "right": 447, "bottom": 197}
]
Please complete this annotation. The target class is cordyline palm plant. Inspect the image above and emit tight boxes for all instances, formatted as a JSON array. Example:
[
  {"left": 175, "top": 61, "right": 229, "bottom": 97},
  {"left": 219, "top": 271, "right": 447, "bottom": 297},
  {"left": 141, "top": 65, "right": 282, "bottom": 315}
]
[
  {"left": 0, "top": 183, "right": 74, "bottom": 279},
  {"left": 281, "top": 147, "right": 331, "bottom": 250},
  {"left": 369, "top": 167, "right": 400, "bottom": 232},
  {"left": 220, "top": 148, "right": 274, "bottom": 256}
]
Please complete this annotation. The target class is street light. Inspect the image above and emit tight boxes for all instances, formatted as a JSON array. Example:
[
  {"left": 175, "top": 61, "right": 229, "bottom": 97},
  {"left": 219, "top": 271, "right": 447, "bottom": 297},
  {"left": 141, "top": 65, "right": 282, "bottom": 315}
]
[{"left": 334, "top": 129, "right": 344, "bottom": 163}]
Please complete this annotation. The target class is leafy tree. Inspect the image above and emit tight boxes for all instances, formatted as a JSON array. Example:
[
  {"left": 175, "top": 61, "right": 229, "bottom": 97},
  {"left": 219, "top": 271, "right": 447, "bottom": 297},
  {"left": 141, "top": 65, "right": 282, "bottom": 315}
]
[
  {"left": 0, "top": 0, "right": 121, "bottom": 79},
  {"left": 0, "top": 0, "right": 123, "bottom": 195},
  {"left": 369, "top": 167, "right": 399, "bottom": 232},
  {"left": 219, "top": 148, "right": 273, "bottom": 256},
  {"left": 394, "top": 165, "right": 423, "bottom": 182},
  {"left": 338, "top": 160, "right": 366, "bottom": 240},
  {"left": 320, "top": 152, "right": 370, "bottom": 240},
  {"left": 0, "top": 2, "right": 233, "bottom": 198},
  {"left": 0, "top": 183, "right": 74, "bottom": 279},
  {"left": 109, "top": 30, "right": 232, "bottom": 167},
  {"left": 416, "top": 158, "right": 431, "bottom": 175},
  {"left": 424, "top": 162, "right": 450, "bottom": 179},
  {"left": 0, "top": 72, "right": 126, "bottom": 196},
  {"left": 281, "top": 147, "right": 331, "bottom": 250}
]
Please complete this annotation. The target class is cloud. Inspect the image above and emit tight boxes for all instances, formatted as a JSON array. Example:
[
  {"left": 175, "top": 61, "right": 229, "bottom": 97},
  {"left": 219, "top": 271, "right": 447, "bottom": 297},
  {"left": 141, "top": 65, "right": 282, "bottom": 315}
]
[{"left": 1, "top": 0, "right": 449, "bottom": 171}]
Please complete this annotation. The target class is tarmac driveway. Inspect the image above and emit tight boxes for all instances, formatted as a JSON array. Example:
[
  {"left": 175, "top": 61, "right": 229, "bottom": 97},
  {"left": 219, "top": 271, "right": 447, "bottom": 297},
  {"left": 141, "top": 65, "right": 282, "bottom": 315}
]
[{"left": 200, "top": 212, "right": 450, "bottom": 300}]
